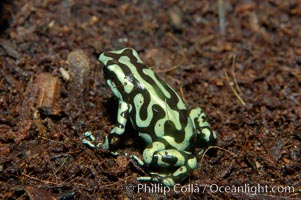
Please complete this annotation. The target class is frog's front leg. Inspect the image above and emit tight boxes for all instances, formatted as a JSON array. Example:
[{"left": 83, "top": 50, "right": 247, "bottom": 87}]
[
  {"left": 83, "top": 101, "right": 130, "bottom": 149},
  {"left": 132, "top": 141, "right": 197, "bottom": 186},
  {"left": 101, "top": 100, "right": 130, "bottom": 149},
  {"left": 190, "top": 107, "right": 217, "bottom": 153}
]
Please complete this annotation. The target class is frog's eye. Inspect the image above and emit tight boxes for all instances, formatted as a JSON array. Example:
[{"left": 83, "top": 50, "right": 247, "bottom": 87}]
[
  {"left": 103, "top": 64, "right": 123, "bottom": 81},
  {"left": 103, "top": 64, "right": 111, "bottom": 79}
]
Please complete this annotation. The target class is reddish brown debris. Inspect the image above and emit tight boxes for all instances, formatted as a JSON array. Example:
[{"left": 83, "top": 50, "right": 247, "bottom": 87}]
[
  {"left": 35, "top": 73, "right": 61, "bottom": 116},
  {"left": 25, "top": 186, "right": 57, "bottom": 200},
  {"left": 22, "top": 73, "right": 61, "bottom": 118},
  {"left": 0, "top": 0, "right": 300, "bottom": 199}
]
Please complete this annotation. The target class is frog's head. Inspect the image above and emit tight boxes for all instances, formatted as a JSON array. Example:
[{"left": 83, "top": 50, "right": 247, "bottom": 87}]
[{"left": 99, "top": 48, "right": 146, "bottom": 99}]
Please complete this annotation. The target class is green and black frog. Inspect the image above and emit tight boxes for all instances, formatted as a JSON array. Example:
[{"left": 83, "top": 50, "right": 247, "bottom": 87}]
[{"left": 83, "top": 48, "right": 217, "bottom": 186}]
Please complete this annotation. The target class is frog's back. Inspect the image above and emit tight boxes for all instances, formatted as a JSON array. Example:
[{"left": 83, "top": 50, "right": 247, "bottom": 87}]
[{"left": 100, "top": 48, "right": 195, "bottom": 148}]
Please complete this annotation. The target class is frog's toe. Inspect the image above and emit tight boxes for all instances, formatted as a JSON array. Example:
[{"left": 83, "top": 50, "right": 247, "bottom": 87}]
[
  {"left": 99, "top": 136, "right": 109, "bottom": 149},
  {"left": 156, "top": 177, "right": 175, "bottom": 187},
  {"left": 150, "top": 173, "right": 175, "bottom": 187},
  {"left": 130, "top": 155, "right": 145, "bottom": 166},
  {"left": 82, "top": 132, "right": 111, "bottom": 151},
  {"left": 137, "top": 176, "right": 152, "bottom": 182},
  {"left": 162, "top": 178, "right": 175, "bottom": 187},
  {"left": 82, "top": 131, "right": 97, "bottom": 148},
  {"left": 149, "top": 172, "right": 166, "bottom": 180},
  {"left": 137, "top": 173, "right": 175, "bottom": 186}
]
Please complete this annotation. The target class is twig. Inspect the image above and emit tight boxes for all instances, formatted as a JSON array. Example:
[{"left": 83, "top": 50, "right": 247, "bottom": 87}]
[
  {"left": 155, "top": 64, "right": 179, "bottom": 73},
  {"left": 179, "top": 86, "right": 187, "bottom": 105},
  {"left": 54, "top": 157, "right": 68, "bottom": 175},
  {"left": 218, "top": 0, "right": 226, "bottom": 36},
  {"left": 224, "top": 55, "right": 246, "bottom": 106},
  {"left": 99, "top": 176, "right": 133, "bottom": 188},
  {"left": 166, "top": 32, "right": 187, "bottom": 67},
  {"left": 231, "top": 55, "right": 242, "bottom": 95},
  {"left": 200, "top": 145, "right": 237, "bottom": 167},
  {"left": 167, "top": 32, "right": 183, "bottom": 50},
  {"left": 38, "top": 136, "right": 67, "bottom": 145},
  {"left": 22, "top": 173, "right": 62, "bottom": 186}
]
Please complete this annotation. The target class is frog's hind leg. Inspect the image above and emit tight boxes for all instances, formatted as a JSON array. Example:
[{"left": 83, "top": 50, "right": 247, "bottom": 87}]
[
  {"left": 130, "top": 141, "right": 166, "bottom": 182},
  {"left": 133, "top": 146, "right": 197, "bottom": 186},
  {"left": 148, "top": 149, "right": 197, "bottom": 186},
  {"left": 189, "top": 107, "right": 217, "bottom": 153}
]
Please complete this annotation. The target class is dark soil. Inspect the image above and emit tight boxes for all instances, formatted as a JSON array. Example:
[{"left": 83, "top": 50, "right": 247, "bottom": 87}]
[{"left": 0, "top": 0, "right": 300, "bottom": 199}]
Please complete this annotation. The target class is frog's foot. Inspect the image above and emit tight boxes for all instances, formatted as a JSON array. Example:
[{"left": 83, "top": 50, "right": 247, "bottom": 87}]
[
  {"left": 82, "top": 131, "right": 120, "bottom": 155},
  {"left": 82, "top": 131, "right": 109, "bottom": 149},
  {"left": 135, "top": 148, "right": 198, "bottom": 186},
  {"left": 137, "top": 173, "right": 175, "bottom": 187},
  {"left": 189, "top": 107, "right": 217, "bottom": 153}
]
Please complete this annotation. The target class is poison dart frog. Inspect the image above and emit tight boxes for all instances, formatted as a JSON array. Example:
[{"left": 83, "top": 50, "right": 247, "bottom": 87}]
[{"left": 83, "top": 48, "right": 217, "bottom": 186}]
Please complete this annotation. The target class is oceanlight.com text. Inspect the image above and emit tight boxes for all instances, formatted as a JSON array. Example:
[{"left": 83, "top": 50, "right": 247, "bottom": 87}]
[{"left": 125, "top": 183, "right": 295, "bottom": 196}]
